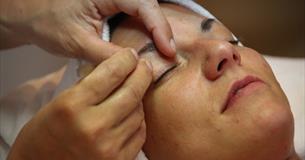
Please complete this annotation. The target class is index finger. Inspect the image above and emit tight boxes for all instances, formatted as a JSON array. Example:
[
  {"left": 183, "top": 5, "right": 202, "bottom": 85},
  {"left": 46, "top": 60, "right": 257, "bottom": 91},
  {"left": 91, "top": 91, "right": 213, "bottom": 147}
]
[
  {"left": 76, "top": 48, "right": 138, "bottom": 105},
  {"left": 137, "top": 0, "right": 177, "bottom": 57}
]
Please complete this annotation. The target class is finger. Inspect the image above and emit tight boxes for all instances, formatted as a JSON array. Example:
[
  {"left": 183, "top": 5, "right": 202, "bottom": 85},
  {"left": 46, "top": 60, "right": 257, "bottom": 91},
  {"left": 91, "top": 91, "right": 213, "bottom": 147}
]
[
  {"left": 120, "top": 120, "right": 146, "bottom": 160},
  {"left": 115, "top": 103, "right": 144, "bottom": 149},
  {"left": 97, "top": 59, "right": 152, "bottom": 125},
  {"left": 81, "top": 34, "right": 122, "bottom": 63},
  {"left": 94, "top": 0, "right": 176, "bottom": 57},
  {"left": 137, "top": 0, "right": 176, "bottom": 57},
  {"left": 76, "top": 48, "right": 138, "bottom": 106}
]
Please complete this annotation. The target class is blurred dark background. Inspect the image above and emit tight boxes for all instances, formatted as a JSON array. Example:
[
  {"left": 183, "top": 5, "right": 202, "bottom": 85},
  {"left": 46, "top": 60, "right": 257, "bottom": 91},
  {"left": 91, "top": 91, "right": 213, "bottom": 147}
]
[{"left": 197, "top": 0, "right": 305, "bottom": 57}]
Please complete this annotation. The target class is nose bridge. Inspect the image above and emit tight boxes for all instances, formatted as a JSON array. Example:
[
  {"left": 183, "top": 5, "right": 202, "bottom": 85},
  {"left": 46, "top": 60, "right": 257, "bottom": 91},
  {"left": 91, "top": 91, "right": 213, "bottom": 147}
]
[{"left": 202, "top": 40, "right": 241, "bottom": 81}]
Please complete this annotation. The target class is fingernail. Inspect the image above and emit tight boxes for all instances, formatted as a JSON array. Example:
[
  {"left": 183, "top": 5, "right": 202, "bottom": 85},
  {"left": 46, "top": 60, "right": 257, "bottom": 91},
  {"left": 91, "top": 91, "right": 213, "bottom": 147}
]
[
  {"left": 143, "top": 59, "right": 153, "bottom": 71},
  {"left": 130, "top": 48, "right": 138, "bottom": 59},
  {"left": 170, "top": 38, "right": 176, "bottom": 53}
]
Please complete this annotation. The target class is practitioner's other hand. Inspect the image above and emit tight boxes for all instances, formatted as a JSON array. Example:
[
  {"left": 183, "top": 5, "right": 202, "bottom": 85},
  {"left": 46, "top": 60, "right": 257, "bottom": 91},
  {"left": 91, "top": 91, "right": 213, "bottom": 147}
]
[
  {"left": 0, "top": 0, "right": 176, "bottom": 62},
  {"left": 7, "top": 48, "right": 153, "bottom": 160}
]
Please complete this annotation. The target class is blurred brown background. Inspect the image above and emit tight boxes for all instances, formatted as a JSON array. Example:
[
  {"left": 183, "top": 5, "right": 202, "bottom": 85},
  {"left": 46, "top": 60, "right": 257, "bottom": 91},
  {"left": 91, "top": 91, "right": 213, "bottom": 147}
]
[{"left": 197, "top": 0, "right": 305, "bottom": 57}]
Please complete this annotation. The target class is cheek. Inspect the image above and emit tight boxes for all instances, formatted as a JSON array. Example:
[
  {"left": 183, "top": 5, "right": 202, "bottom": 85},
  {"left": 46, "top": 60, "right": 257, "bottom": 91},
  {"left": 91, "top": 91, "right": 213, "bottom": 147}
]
[
  {"left": 143, "top": 69, "right": 215, "bottom": 157},
  {"left": 143, "top": 69, "right": 207, "bottom": 131},
  {"left": 223, "top": 48, "right": 294, "bottom": 157},
  {"left": 239, "top": 48, "right": 275, "bottom": 78},
  {"left": 239, "top": 48, "right": 285, "bottom": 97},
  {"left": 219, "top": 82, "right": 293, "bottom": 159}
]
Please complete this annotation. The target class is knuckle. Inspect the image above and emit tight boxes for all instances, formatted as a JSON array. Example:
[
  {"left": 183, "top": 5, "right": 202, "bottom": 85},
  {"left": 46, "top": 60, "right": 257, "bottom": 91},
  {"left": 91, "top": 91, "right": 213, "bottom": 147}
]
[
  {"left": 80, "top": 81, "right": 103, "bottom": 100},
  {"left": 135, "top": 107, "right": 145, "bottom": 121},
  {"left": 138, "top": 109, "right": 145, "bottom": 120},
  {"left": 99, "top": 143, "right": 119, "bottom": 159},
  {"left": 115, "top": 94, "right": 136, "bottom": 110},
  {"left": 95, "top": 119, "right": 110, "bottom": 136},
  {"left": 78, "top": 126, "right": 97, "bottom": 145},
  {"left": 102, "top": 49, "right": 137, "bottom": 80},
  {"left": 51, "top": 92, "right": 78, "bottom": 120},
  {"left": 44, "top": 89, "right": 82, "bottom": 133},
  {"left": 77, "top": 116, "right": 110, "bottom": 148},
  {"left": 133, "top": 117, "right": 145, "bottom": 130},
  {"left": 76, "top": 119, "right": 97, "bottom": 144},
  {"left": 139, "top": 122, "right": 147, "bottom": 140},
  {"left": 130, "top": 112, "right": 144, "bottom": 129}
]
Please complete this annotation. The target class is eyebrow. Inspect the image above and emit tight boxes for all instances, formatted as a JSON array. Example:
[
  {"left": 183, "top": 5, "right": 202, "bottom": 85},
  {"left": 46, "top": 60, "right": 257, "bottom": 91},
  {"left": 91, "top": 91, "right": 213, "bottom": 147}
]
[
  {"left": 201, "top": 18, "right": 215, "bottom": 32},
  {"left": 139, "top": 19, "right": 215, "bottom": 54},
  {"left": 138, "top": 18, "right": 237, "bottom": 55},
  {"left": 138, "top": 42, "right": 156, "bottom": 55}
]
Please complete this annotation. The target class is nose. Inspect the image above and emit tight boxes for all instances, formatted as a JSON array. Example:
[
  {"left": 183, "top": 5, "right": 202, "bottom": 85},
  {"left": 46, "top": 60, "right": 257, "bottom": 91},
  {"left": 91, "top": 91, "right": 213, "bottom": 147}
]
[{"left": 203, "top": 40, "right": 241, "bottom": 81}]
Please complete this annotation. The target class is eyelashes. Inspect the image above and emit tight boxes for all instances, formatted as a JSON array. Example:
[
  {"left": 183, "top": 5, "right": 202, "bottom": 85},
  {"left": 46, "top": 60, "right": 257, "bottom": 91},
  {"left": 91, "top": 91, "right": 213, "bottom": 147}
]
[
  {"left": 228, "top": 37, "right": 243, "bottom": 46},
  {"left": 153, "top": 39, "right": 238, "bottom": 85},
  {"left": 228, "top": 40, "right": 239, "bottom": 45},
  {"left": 154, "top": 64, "right": 178, "bottom": 84},
  {"left": 150, "top": 38, "right": 240, "bottom": 85}
]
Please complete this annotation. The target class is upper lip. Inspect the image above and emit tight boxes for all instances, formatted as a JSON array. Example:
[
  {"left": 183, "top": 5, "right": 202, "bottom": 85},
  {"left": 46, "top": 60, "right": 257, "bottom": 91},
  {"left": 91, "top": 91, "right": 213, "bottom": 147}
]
[{"left": 221, "top": 75, "right": 263, "bottom": 113}]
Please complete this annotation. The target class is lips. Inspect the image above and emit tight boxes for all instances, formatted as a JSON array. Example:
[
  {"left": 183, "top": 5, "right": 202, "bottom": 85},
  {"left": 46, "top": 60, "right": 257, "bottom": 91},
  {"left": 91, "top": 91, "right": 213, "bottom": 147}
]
[{"left": 221, "top": 76, "right": 264, "bottom": 113}]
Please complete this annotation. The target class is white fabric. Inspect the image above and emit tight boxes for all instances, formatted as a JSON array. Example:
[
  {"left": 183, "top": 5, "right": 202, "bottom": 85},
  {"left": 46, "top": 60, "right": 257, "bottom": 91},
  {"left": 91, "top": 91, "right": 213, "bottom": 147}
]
[{"left": 265, "top": 56, "right": 305, "bottom": 158}]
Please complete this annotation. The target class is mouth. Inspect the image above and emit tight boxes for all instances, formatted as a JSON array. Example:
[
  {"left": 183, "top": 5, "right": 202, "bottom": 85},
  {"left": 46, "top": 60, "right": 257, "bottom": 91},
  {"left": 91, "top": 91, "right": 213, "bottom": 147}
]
[{"left": 221, "top": 76, "right": 265, "bottom": 113}]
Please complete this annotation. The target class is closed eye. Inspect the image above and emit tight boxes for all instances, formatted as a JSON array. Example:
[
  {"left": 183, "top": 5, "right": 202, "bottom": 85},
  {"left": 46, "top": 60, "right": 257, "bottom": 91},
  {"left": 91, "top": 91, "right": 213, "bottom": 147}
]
[
  {"left": 229, "top": 40, "right": 240, "bottom": 45},
  {"left": 154, "top": 64, "right": 178, "bottom": 84},
  {"left": 201, "top": 18, "right": 215, "bottom": 32}
]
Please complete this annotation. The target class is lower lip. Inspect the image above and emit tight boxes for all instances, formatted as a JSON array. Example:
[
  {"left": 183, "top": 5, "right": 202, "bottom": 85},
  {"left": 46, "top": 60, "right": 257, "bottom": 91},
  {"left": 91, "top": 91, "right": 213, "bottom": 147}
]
[{"left": 224, "top": 81, "right": 265, "bottom": 112}]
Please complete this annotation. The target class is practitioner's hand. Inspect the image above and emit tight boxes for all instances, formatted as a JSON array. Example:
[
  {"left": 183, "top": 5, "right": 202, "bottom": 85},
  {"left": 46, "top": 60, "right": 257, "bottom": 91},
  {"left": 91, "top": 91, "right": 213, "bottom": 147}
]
[
  {"left": 0, "top": 0, "right": 176, "bottom": 62},
  {"left": 7, "top": 48, "right": 153, "bottom": 160}
]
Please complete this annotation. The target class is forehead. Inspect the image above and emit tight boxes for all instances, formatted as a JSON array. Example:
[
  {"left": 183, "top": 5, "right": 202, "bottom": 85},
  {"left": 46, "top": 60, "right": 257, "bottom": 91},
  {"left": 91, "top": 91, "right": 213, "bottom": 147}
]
[{"left": 111, "top": 3, "right": 205, "bottom": 50}]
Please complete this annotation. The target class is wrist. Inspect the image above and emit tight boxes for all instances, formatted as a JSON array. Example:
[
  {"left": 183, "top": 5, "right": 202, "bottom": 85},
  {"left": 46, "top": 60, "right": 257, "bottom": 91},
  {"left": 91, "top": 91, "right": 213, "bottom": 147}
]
[
  {"left": 0, "top": 23, "right": 26, "bottom": 49},
  {"left": 0, "top": 0, "right": 30, "bottom": 49}
]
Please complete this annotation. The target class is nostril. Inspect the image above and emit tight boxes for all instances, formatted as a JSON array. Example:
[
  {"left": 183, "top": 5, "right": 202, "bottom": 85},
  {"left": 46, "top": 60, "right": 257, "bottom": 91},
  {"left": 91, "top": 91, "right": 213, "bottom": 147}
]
[
  {"left": 233, "top": 54, "right": 238, "bottom": 61},
  {"left": 217, "top": 59, "right": 227, "bottom": 71}
]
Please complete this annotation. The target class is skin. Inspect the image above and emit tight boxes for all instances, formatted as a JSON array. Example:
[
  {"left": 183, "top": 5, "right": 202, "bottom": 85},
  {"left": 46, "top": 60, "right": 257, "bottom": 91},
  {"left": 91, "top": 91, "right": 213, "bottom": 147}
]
[
  {"left": 110, "top": 4, "right": 300, "bottom": 160},
  {"left": 0, "top": 0, "right": 176, "bottom": 63},
  {"left": 7, "top": 49, "right": 154, "bottom": 160}
]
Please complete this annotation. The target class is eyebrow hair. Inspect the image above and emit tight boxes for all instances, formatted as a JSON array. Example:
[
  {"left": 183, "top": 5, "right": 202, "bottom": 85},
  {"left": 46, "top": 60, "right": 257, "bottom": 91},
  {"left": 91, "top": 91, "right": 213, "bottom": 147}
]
[
  {"left": 201, "top": 18, "right": 215, "bottom": 32},
  {"left": 138, "top": 42, "right": 157, "bottom": 55}
]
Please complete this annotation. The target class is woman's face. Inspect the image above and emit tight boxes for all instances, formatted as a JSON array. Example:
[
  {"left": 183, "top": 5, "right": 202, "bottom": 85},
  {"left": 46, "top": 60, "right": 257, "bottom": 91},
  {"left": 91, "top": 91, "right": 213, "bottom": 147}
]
[{"left": 111, "top": 4, "right": 294, "bottom": 160}]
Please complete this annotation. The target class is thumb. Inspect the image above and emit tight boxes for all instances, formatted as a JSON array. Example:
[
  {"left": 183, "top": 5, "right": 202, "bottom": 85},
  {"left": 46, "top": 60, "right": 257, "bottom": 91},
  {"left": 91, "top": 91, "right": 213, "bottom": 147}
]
[{"left": 81, "top": 35, "right": 122, "bottom": 64}]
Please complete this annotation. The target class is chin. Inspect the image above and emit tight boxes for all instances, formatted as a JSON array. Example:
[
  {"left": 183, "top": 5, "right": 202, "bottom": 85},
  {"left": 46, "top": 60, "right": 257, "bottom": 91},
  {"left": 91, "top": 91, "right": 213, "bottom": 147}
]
[
  {"left": 251, "top": 96, "right": 294, "bottom": 159},
  {"left": 226, "top": 84, "right": 294, "bottom": 159}
]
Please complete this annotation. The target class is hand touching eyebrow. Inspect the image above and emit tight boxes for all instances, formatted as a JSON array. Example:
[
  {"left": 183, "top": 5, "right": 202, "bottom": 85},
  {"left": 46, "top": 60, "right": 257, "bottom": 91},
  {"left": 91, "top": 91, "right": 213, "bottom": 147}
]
[{"left": 0, "top": 0, "right": 176, "bottom": 63}]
